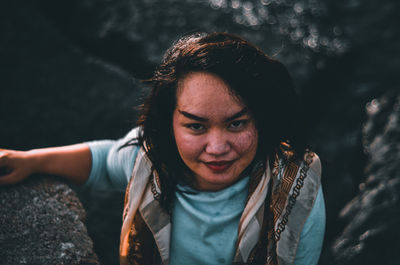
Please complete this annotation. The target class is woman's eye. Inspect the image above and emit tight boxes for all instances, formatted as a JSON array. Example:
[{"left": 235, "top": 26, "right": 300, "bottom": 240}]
[
  {"left": 228, "top": 120, "right": 247, "bottom": 129},
  {"left": 186, "top": 123, "right": 205, "bottom": 132}
]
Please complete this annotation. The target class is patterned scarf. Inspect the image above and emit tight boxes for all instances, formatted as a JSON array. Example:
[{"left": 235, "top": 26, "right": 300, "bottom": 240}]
[{"left": 119, "top": 148, "right": 316, "bottom": 265}]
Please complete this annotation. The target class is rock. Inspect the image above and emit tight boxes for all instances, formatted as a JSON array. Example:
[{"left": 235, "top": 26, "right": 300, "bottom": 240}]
[
  {"left": 329, "top": 91, "right": 400, "bottom": 265},
  {"left": 0, "top": 1, "right": 137, "bottom": 264},
  {"left": 29, "top": 0, "right": 349, "bottom": 84},
  {"left": 0, "top": 0, "right": 143, "bottom": 150},
  {"left": 0, "top": 177, "right": 99, "bottom": 265}
]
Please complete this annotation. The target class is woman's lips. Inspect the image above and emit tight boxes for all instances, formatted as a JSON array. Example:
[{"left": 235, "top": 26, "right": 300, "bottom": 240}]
[{"left": 204, "top": 160, "right": 234, "bottom": 172}]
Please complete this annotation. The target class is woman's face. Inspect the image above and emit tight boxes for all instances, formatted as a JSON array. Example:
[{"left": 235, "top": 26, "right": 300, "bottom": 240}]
[{"left": 172, "top": 71, "right": 258, "bottom": 191}]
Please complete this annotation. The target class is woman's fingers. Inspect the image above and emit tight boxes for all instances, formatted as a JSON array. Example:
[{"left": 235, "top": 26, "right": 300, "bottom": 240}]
[
  {"left": 0, "top": 171, "right": 21, "bottom": 185},
  {"left": 0, "top": 149, "right": 31, "bottom": 185},
  {"left": 0, "top": 150, "right": 14, "bottom": 185},
  {"left": 0, "top": 150, "right": 9, "bottom": 168}
]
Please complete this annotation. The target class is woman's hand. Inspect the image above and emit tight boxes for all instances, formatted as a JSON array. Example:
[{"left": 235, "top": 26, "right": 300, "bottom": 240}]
[
  {"left": 0, "top": 149, "right": 36, "bottom": 185},
  {"left": 0, "top": 144, "right": 92, "bottom": 186}
]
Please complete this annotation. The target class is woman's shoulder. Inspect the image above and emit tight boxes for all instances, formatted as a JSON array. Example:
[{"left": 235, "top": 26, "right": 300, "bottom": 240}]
[
  {"left": 123, "top": 126, "right": 142, "bottom": 142},
  {"left": 300, "top": 150, "right": 322, "bottom": 178}
]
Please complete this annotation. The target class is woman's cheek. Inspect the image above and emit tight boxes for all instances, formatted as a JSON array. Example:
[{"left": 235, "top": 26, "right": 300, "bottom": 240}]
[
  {"left": 233, "top": 129, "right": 258, "bottom": 154},
  {"left": 175, "top": 133, "right": 204, "bottom": 159}
]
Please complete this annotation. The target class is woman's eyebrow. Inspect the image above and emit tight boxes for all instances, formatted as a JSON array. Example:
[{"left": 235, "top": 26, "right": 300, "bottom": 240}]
[
  {"left": 178, "top": 108, "right": 248, "bottom": 122},
  {"left": 225, "top": 107, "right": 248, "bottom": 122},
  {"left": 178, "top": 110, "right": 208, "bottom": 122}
]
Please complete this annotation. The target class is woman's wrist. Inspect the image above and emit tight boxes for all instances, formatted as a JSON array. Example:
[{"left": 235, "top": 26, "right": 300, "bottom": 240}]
[{"left": 26, "top": 148, "right": 48, "bottom": 175}]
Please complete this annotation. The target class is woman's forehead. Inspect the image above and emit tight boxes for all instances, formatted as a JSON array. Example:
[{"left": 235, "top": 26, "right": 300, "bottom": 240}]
[
  {"left": 175, "top": 72, "right": 248, "bottom": 119},
  {"left": 176, "top": 72, "right": 241, "bottom": 102}
]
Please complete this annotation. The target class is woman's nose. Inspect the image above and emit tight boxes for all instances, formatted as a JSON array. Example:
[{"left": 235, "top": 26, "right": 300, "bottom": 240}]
[{"left": 205, "top": 131, "right": 231, "bottom": 156}]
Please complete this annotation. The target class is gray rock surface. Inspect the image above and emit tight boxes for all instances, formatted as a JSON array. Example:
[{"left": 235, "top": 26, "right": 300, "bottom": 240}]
[
  {"left": 329, "top": 91, "right": 400, "bottom": 265},
  {"left": 0, "top": 178, "right": 99, "bottom": 265}
]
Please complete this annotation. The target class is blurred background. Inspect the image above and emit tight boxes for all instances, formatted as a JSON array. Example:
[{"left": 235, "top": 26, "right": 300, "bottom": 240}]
[{"left": 0, "top": 0, "right": 399, "bottom": 264}]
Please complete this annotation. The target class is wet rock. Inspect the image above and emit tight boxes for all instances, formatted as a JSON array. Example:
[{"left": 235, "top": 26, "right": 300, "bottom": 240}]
[
  {"left": 329, "top": 91, "right": 400, "bottom": 265},
  {"left": 0, "top": 177, "right": 99, "bottom": 265}
]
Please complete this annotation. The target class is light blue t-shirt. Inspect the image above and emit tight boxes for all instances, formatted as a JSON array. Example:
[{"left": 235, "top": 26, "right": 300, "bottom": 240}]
[
  {"left": 170, "top": 176, "right": 250, "bottom": 265},
  {"left": 85, "top": 131, "right": 325, "bottom": 265}
]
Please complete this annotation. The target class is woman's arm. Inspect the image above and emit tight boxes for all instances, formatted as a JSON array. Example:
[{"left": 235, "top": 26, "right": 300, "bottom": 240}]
[
  {"left": 0, "top": 144, "right": 92, "bottom": 185},
  {"left": 0, "top": 127, "right": 141, "bottom": 189}
]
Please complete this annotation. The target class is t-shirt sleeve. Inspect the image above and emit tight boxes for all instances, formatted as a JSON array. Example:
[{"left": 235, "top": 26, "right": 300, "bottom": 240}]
[
  {"left": 293, "top": 185, "right": 326, "bottom": 265},
  {"left": 83, "top": 128, "right": 141, "bottom": 192}
]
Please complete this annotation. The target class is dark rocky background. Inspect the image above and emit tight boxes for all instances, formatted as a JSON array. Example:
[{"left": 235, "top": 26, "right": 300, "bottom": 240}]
[{"left": 0, "top": 0, "right": 399, "bottom": 264}]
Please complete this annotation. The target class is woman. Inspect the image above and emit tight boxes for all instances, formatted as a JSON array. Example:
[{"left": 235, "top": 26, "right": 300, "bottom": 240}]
[{"left": 0, "top": 32, "right": 325, "bottom": 265}]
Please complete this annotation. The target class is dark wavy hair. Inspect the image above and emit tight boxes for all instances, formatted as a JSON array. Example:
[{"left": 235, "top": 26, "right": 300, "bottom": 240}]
[{"left": 136, "top": 32, "right": 306, "bottom": 211}]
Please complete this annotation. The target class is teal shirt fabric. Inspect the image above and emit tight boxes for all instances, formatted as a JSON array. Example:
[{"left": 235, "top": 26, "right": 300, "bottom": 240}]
[
  {"left": 84, "top": 130, "right": 140, "bottom": 191},
  {"left": 170, "top": 176, "right": 250, "bottom": 265},
  {"left": 85, "top": 131, "right": 325, "bottom": 265},
  {"left": 294, "top": 187, "right": 325, "bottom": 265}
]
